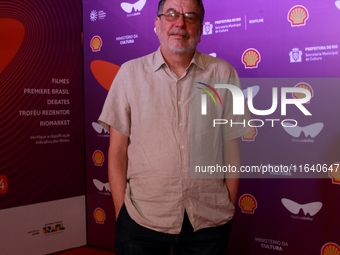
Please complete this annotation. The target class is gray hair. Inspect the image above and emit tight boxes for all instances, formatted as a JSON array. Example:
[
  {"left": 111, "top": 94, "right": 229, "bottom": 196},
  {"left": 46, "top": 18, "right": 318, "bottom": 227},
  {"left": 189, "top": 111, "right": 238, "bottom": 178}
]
[{"left": 157, "top": 0, "right": 205, "bottom": 23}]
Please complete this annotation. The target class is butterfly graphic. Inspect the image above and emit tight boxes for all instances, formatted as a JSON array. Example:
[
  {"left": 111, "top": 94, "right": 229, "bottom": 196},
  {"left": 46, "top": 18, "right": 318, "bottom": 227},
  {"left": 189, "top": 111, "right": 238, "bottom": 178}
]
[
  {"left": 121, "top": 0, "right": 146, "bottom": 13},
  {"left": 283, "top": 122, "right": 324, "bottom": 138},
  {"left": 281, "top": 198, "right": 322, "bottom": 216},
  {"left": 93, "top": 179, "right": 111, "bottom": 192},
  {"left": 92, "top": 122, "right": 109, "bottom": 134}
]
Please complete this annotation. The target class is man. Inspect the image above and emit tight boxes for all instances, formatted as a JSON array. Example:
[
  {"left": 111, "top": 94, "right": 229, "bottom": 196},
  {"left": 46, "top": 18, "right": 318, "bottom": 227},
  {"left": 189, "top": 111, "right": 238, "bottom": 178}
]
[{"left": 98, "top": 0, "right": 251, "bottom": 254}]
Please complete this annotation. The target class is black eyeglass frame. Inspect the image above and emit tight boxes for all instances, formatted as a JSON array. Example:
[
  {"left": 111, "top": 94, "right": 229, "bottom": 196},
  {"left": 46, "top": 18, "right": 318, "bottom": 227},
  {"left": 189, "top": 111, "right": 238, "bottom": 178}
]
[{"left": 158, "top": 10, "right": 203, "bottom": 24}]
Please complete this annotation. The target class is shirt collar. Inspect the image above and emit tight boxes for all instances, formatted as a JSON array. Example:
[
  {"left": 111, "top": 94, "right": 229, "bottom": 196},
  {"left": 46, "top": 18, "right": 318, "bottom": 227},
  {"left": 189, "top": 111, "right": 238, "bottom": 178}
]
[
  {"left": 191, "top": 50, "right": 205, "bottom": 71},
  {"left": 152, "top": 47, "right": 206, "bottom": 72},
  {"left": 152, "top": 47, "right": 166, "bottom": 72}
]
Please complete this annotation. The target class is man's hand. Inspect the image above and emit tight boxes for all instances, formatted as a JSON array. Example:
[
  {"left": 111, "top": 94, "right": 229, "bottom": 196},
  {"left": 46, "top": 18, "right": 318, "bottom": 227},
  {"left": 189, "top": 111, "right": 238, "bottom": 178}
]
[{"left": 108, "top": 126, "right": 129, "bottom": 219}]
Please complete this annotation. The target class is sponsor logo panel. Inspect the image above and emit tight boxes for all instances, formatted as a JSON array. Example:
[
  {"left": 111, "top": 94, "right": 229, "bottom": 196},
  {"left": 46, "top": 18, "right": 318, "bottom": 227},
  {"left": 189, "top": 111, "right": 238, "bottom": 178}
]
[
  {"left": 242, "top": 48, "right": 261, "bottom": 69},
  {"left": 287, "top": 5, "right": 309, "bottom": 27},
  {"left": 289, "top": 48, "right": 303, "bottom": 63},
  {"left": 93, "top": 179, "right": 111, "bottom": 196},
  {"left": 43, "top": 221, "right": 65, "bottom": 235},
  {"left": 90, "top": 35, "right": 102, "bottom": 52},
  {"left": 239, "top": 193, "right": 257, "bottom": 213},
  {"left": 93, "top": 150, "right": 105, "bottom": 166},
  {"left": 255, "top": 237, "right": 289, "bottom": 252},
  {"left": 202, "top": 22, "right": 213, "bottom": 35},
  {"left": 321, "top": 242, "right": 340, "bottom": 255},
  {"left": 281, "top": 198, "right": 322, "bottom": 221},
  {"left": 89, "top": 10, "right": 106, "bottom": 22},
  {"left": 121, "top": 0, "right": 146, "bottom": 17},
  {"left": 116, "top": 34, "right": 139, "bottom": 45},
  {"left": 282, "top": 122, "right": 324, "bottom": 143},
  {"left": 94, "top": 208, "right": 106, "bottom": 224},
  {"left": 214, "top": 17, "right": 242, "bottom": 34},
  {"left": 92, "top": 122, "right": 109, "bottom": 137}
]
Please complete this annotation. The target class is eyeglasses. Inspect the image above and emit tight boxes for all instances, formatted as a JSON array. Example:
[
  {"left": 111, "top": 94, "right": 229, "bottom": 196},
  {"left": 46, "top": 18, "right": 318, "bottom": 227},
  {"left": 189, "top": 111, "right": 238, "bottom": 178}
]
[{"left": 158, "top": 10, "right": 202, "bottom": 24}]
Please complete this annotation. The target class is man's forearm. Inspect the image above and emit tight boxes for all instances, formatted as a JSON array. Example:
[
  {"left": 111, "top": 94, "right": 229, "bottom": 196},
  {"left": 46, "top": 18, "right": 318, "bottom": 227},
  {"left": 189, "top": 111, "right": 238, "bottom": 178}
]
[
  {"left": 225, "top": 176, "right": 239, "bottom": 207},
  {"left": 224, "top": 138, "right": 241, "bottom": 206},
  {"left": 108, "top": 126, "right": 128, "bottom": 219}
]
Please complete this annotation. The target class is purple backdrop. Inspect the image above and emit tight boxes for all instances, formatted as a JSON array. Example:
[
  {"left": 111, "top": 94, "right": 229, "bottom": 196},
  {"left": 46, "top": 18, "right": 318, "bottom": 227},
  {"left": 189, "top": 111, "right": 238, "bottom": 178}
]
[{"left": 83, "top": 0, "right": 340, "bottom": 254}]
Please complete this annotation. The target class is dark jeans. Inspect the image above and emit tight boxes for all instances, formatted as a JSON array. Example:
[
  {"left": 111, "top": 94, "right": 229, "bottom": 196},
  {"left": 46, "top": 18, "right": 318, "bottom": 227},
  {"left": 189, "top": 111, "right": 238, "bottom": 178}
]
[{"left": 115, "top": 204, "right": 233, "bottom": 255}]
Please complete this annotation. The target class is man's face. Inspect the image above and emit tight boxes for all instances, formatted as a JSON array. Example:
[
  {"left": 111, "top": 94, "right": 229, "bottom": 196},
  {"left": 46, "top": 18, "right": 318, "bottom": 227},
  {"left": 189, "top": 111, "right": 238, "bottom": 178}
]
[{"left": 155, "top": 0, "right": 203, "bottom": 54}]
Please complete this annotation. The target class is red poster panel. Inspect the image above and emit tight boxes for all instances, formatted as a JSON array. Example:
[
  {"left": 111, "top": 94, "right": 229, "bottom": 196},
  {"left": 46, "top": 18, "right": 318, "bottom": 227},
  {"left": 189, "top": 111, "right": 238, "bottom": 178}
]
[{"left": 0, "top": 0, "right": 85, "bottom": 209}]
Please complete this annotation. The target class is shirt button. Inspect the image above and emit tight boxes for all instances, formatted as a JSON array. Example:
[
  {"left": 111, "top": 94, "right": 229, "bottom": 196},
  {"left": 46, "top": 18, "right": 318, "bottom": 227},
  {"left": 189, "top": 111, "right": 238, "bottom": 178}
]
[
  {"left": 179, "top": 123, "right": 183, "bottom": 126},
  {"left": 180, "top": 145, "right": 184, "bottom": 149},
  {"left": 178, "top": 101, "right": 181, "bottom": 105}
]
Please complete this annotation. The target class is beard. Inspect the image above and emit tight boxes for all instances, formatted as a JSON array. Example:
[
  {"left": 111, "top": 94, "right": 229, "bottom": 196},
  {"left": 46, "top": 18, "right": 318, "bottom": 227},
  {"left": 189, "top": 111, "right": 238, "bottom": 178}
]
[{"left": 158, "top": 27, "right": 201, "bottom": 54}]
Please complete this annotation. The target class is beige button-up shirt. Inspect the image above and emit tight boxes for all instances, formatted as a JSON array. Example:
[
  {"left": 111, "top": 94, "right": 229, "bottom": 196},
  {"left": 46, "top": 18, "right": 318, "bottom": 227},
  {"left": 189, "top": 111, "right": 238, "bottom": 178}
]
[{"left": 99, "top": 48, "right": 252, "bottom": 234}]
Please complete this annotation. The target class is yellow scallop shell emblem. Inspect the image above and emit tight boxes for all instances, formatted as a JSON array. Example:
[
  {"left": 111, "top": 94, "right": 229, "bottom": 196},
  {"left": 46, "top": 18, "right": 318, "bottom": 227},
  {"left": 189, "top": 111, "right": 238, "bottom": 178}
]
[
  {"left": 293, "top": 83, "right": 313, "bottom": 100},
  {"left": 242, "top": 48, "right": 261, "bottom": 69},
  {"left": 288, "top": 5, "right": 309, "bottom": 26},
  {"left": 321, "top": 243, "right": 340, "bottom": 255},
  {"left": 93, "top": 150, "right": 105, "bottom": 166},
  {"left": 94, "top": 208, "right": 106, "bottom": 224},
  {"left": 91, "top": 35, "right": 102, "bottom": 51},
  {"left": 239, "top": 194, "right": 257, "bottom": 213}
]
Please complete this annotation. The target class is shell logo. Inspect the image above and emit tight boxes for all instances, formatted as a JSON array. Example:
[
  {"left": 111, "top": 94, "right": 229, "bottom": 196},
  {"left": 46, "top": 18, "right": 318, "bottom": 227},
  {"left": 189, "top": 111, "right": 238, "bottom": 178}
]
[
  {"left": 90, "top": 35, "right": 103, "bottom": 52},
  {"left": 241, "top": 48, "right": 261, "bottom": 69},
  {"left": 94, "top": 208, "right": 106, "bottom": 224},
  {"left": 288, "top": 5, "right": 309, "bottom": 27},
  {"left": 93, "top": 150, "right": 105, "bottom": 166},
  {"left": 321, "top": 242, "right": 340, "bottom": 255},
  {"left": 293, "top": 82, "right": 313, "bottom": 100},
  {"left": 239, "top": 193, "right": 257, "bottom": 214},
  {"left": 328, "top": 162, "right": 340, "bottom": 185},
  {"left": 242, "top": 127, "right": 257, "bottom": 142}
]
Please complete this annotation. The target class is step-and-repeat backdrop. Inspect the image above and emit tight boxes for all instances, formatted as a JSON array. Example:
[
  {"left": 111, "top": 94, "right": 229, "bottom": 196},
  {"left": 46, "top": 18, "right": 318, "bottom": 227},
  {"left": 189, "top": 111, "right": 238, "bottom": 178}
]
[
  {"left": 0, "top": 1, "right": 86, "bottom": 254},
  {"left": 83, "top": 0, "right": 340, "bottom": 254}
]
